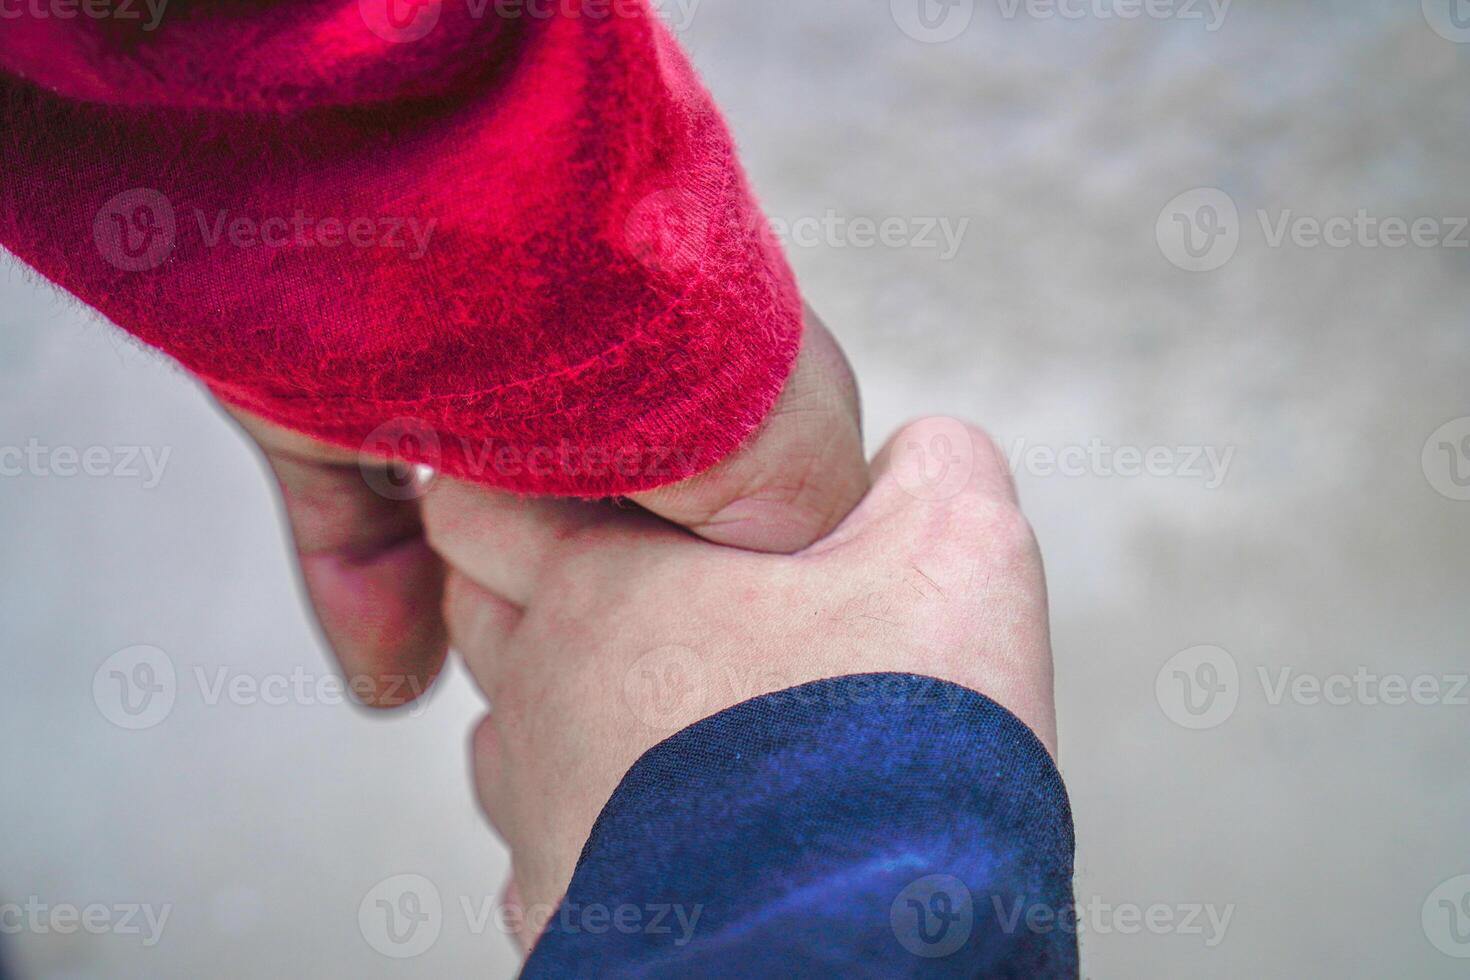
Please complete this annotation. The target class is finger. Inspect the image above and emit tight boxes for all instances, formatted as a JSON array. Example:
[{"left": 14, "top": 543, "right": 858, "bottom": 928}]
[
  {"left": 812, "top": 417, "right": 1022, "bottom": 555},
  {"left": 421, "top": 478, "right": 623, "bottom": 606},
  {"left": 869, "top": 416, "right": 1020, "bottom": 507},
  {"left": 629, "top": 305, "right": 869, "bottom": 554},
  {"left": 500, "top": 876, "right": 530, "bottom": 954},
  {"left": 223, "top": 402, "right": 448, "bottom": 708},
  {"left": 825, "top": 418, "right": 1056, "bottom": 753},
  {"left": 443, "top": 568, "right": 520, "bottom": 701},
  {"left": 469, "top": 713, "right": 516, "bottom": 853}
]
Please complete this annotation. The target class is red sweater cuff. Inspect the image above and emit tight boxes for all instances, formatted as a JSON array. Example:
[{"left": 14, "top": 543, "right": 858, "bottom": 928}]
[{"left": 0, "top": 4, "right": 801, "bottom": 495}]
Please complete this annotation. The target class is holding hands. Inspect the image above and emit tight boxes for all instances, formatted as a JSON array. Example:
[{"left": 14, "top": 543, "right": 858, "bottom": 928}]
[
  {"left": 427, "top": 415, "right": 1058, "bottom": 949},
  {"left": 226, "top": 314, "right": 1069, "bottom": 972}
]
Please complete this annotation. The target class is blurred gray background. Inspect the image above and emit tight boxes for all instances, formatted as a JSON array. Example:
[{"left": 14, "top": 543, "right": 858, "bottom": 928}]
[{"left": 2, "top": 0, "right": 1467, "bottom": 976}]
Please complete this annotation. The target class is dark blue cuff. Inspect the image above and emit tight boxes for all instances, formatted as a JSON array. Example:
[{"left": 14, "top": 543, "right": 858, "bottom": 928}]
[{"left": 523, "top": 673, "right": 1077, "bottom": 979}]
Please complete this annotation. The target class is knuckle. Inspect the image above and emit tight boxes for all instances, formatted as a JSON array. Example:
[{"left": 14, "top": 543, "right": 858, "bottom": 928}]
[{"left": 951, "top": 497, "right": 1039, "bottom": 561}]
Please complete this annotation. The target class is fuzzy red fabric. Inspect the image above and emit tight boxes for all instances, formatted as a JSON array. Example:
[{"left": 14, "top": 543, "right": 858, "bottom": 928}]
[{"left": 0, "top": 2, "right": 801, "bottom": 495}]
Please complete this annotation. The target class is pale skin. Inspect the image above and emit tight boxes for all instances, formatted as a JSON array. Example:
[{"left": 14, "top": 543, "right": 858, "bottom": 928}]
[
  {"left": 423, "top": 416, "right": 1057, "bottom": 951},
  {"left": 220, "top": 307, "right": 867, "bottom": 706},
  {"left": 221, "top": 314, "right": 1057, "bottom": 955}
]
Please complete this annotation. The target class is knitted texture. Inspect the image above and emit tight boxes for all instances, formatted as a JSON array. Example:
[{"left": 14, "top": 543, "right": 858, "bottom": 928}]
[{"left": 0, "top": 2, "right": 802, "bottom": 495}]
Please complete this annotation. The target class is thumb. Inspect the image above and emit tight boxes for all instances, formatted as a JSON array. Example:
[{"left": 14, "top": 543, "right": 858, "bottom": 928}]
[
  {"left": 630, "top": 306, "right": 869, "bottom": 553},
  {"left": 806, "top": 416, "right": 1026, "bottom": 557}
]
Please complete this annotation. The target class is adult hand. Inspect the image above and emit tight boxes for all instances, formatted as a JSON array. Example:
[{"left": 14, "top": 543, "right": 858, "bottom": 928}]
[
  {"left": 220, "top": 308, "right": 868, "bottom": 707},
  {"left": 423, "top": 417, "right": 1057, "bottom": 947}
]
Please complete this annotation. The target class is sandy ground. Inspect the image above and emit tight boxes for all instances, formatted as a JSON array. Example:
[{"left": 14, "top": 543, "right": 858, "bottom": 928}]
[{"left": 2, "top": 1, "right": 1467, "bottom": 976}]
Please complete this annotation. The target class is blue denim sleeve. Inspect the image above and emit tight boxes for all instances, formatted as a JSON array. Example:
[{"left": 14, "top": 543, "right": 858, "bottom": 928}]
[{"left": 522, "top": 673, "right": 1078, "bottom": 979}]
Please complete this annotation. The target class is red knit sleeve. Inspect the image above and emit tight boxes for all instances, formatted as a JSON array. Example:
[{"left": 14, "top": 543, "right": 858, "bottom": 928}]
[{"left": 0, "top": 2, "right": 801, "bottom": 495}]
